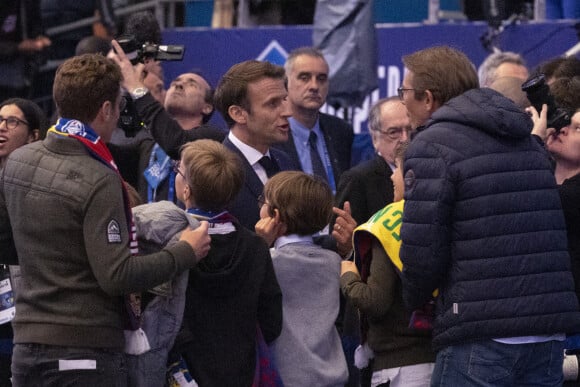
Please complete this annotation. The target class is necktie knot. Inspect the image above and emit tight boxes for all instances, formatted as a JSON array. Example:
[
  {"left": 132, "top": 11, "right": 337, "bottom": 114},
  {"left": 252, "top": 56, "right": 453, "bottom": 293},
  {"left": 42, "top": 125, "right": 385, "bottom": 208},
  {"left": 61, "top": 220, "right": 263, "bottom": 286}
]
[
  {"left": 308, "top": 131, "right": 318, "bottom": 146},
  {"left": 258, "top": 155, "right": 279, "bottom": 178}
]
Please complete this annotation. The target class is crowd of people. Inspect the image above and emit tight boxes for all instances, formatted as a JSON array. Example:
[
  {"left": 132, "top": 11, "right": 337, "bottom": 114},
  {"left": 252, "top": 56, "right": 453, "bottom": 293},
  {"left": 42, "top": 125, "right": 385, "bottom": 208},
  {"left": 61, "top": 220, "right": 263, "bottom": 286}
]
[{"left": 2, "top": 6, "right": 580, "bottom": 387}]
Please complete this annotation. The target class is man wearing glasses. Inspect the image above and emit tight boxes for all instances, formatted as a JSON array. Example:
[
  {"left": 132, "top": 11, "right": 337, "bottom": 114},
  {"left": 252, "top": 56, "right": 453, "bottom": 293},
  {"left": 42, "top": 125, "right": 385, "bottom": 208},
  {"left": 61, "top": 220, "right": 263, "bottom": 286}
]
[
  {"left": 398, "top": 45, "right": 580, "bottom": 386},
  {"left": 335, "top": 97, "right": 412, "bottom": 226}
]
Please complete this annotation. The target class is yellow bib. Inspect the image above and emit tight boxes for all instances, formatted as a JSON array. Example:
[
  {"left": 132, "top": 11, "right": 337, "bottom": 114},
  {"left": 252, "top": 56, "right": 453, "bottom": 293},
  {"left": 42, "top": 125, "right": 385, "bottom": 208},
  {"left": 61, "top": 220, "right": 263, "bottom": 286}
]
[{"left": 353, "top": 200, "right": 404, "bottom": 273}]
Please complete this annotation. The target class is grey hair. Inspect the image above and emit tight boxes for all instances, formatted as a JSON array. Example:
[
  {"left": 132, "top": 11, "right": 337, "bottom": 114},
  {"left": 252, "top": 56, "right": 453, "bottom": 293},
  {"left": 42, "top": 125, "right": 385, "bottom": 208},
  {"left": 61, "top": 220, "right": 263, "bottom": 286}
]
[
  {"left": 284, "top": 46, "right": 327, "bottom": 74},
  {"left": 478, "top": 51, "right": 526, "bottom": 87},
  {"left": 368, "top": 96, "right": 400, "bottom": 132}
]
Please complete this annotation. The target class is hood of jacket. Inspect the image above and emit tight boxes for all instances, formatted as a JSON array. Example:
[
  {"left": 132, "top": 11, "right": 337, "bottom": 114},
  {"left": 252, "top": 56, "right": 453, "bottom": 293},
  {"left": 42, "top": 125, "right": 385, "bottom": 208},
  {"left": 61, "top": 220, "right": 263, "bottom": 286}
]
[
  {"left": 427, "top": 87, "right": 533, "bottom": 139},
  {"left": 189, "top": 220, "right": 261, "bottom": 297}
]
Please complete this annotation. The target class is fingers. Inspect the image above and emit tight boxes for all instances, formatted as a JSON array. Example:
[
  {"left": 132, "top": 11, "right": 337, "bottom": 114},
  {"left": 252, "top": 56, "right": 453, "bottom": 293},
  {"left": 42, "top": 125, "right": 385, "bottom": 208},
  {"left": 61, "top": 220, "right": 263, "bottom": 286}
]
[
  {"left": 197, "top": 220, "right": 209, "bottom": 233},
  {"left": 341, "top": 260, "right": 359, "bottom": 276},
  {"left": 109, "top": 40, "right": 125, "bottom": 61},
  {"left": 194, "top": 221, "right": 211, "bottom": 260},
  {"left": 343, "top": 201, "right": 352, "bottom": 215},
  {"left": 332, "top": 201, "right": 356, "bottom": 258},
  {"left": 255, "top": 215, "right": 284, "bottom": 247},
  {"left": 179, "top": 221, "right": 211, "bottom": 262}
]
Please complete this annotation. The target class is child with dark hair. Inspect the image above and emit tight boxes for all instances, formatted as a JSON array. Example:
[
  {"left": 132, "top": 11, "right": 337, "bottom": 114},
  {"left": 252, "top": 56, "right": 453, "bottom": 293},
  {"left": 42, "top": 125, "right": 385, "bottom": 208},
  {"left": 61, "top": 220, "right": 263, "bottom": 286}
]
[{"left": 256, "top": 171, "right": 348, "bottom": 386}]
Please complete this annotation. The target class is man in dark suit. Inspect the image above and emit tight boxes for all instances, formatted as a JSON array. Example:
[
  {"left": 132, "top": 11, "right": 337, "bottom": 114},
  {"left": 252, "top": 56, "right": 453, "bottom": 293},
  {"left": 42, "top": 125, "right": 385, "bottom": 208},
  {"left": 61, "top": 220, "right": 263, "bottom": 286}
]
[
  {"left": 274, "top": 47, "right": 354, "bottom": 193},
  {"left": 335, "top": 97, "right": 412, "bottom": 225},
  {"left": 213, "top": 60, "right": 296, "bottom": 229}
]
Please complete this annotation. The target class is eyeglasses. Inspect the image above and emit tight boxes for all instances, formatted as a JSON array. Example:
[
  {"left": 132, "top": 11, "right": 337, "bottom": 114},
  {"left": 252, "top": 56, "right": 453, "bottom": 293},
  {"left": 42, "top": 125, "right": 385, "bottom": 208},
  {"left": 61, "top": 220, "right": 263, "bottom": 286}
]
[
  {"left": 172, "top": 160, "right": 186, "bottom": 179},
  {"left": 397, "top": 87, "right": 416, "bottom": 100},
  {"left": 0, "top": 116, "right": 29, "bottom": 130},
  {"left": 372, "top": 126, "right": 413, "bottom": 140}
]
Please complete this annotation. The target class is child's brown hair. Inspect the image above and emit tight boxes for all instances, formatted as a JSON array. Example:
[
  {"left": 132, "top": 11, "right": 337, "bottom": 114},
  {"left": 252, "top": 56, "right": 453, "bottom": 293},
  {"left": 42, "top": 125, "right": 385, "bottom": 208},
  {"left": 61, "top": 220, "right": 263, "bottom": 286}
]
[
  {"left": 263, "top": 171, "right": 333, "bottom": 235},
  {"left": 180, "top": 139, "right": 245, "bottom": 212}
]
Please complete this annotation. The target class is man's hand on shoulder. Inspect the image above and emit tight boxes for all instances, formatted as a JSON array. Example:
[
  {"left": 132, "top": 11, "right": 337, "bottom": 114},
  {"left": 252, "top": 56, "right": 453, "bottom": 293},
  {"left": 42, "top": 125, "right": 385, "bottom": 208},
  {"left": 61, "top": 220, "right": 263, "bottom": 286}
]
[{"left": 179, "top": 221, "right": 211, "bottom": 262}]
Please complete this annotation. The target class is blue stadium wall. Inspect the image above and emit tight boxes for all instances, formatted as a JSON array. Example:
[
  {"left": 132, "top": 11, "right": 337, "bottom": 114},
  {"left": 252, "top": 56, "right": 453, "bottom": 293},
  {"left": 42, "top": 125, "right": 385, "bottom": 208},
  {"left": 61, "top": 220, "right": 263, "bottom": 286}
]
[{"left": 160, "top": 20, "right": 579, "bottom": 161}]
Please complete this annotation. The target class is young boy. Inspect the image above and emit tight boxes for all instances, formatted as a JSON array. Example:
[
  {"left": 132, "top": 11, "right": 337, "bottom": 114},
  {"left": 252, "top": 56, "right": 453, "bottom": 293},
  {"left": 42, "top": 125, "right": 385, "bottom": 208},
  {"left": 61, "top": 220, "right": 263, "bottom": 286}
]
[
  {"left": 173, "top": 139, "right": 283, "bottom": 386},
  {"left": 341, "top": 142, "right": 435, "bottom": 387},
  {"left": 256, "top": 171, "right": 348, "bottom": 387}
]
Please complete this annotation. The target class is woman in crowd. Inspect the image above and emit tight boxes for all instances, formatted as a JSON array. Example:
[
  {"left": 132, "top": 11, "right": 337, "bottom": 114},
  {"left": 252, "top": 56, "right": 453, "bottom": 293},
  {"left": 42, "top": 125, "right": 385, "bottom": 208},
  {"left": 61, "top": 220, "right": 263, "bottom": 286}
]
[{"left": 0, "top": 97, "right": 48, "bottom": 387}]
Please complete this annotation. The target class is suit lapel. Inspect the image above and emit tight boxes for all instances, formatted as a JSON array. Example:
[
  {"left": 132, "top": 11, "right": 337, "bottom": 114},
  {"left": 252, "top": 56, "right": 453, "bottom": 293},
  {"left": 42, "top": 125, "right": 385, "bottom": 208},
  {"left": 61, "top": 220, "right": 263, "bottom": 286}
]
[{"left": 223, "top": 137, "right": 264, "bottom": 198}]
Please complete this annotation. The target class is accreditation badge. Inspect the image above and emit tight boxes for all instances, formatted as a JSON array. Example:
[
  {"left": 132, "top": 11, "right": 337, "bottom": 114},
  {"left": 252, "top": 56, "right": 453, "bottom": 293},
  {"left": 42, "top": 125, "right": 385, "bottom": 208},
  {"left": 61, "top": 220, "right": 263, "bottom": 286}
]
[{"left": 0, "top": 265, "right": 15, "bottom": 324}]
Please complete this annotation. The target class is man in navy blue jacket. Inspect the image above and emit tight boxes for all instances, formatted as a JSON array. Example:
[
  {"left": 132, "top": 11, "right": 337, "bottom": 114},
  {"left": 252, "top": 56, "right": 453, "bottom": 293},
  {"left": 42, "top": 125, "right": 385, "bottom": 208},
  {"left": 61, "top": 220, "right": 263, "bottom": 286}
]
[
  {"left": 398, "top": 45, "right": 580, "bottom": 386},
  {"left": 213, "top": 60, "right": 296, "bottom": 229}
]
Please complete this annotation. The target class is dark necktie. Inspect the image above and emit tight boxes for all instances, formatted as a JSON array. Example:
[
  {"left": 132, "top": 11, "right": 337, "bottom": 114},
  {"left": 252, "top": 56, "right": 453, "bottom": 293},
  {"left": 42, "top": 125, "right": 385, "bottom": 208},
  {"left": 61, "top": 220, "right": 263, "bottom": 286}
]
[
  {"left": 308, "top": 131, "right": 327, "bottom": 181},
  {"left": 258, "top": 155, "right": 280, "bottom": 178}
]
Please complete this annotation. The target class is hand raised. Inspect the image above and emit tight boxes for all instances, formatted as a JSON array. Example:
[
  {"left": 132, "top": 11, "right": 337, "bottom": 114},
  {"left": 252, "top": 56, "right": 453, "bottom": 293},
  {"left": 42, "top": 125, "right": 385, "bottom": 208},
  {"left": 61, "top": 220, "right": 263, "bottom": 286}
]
[{"left": 332, "top": 201, "right": 357, "bottom": 258}]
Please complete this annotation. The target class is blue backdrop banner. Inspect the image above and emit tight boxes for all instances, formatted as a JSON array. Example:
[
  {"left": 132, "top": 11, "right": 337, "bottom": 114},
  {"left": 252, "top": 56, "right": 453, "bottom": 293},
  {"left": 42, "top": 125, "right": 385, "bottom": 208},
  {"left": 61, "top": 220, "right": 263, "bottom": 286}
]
[{"left": 161, "top": 20, "right": 579, "bottom": 162}]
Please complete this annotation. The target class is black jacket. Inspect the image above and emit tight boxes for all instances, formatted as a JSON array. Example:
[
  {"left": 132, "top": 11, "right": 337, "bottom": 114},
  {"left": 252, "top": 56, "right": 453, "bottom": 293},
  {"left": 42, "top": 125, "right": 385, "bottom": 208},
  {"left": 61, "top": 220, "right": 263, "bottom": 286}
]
[
  {"left": 181, "top": 223, "right": 282, "bottom": 387},
  {"left": 335, "top": 154, "right": 393, "bottom": 225},
  {"left": 400, "top": 88, "right": 580, "bottom": 350}
]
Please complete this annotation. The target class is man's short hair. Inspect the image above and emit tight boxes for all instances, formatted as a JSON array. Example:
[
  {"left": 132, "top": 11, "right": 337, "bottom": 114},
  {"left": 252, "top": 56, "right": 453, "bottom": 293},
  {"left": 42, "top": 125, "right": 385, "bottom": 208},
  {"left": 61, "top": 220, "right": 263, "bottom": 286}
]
[
  {"left": 75, "top": 36, "right": 112, "bottom": 56},
  {"left": 188, "top": 68, "right": 215, "bottom": 123},
  {"left": 263, "top": 171, "right": 333, "bottom": 235},
  {"left": 284, "top": 46, "right": 327, "bottom": 74},
  {"left": 53, "top": 54, "right": 122, "bottom": 123},
  {"left": 534, "top": 56, "right": 580, "bottom": 82},
  {"left": 180, "top": 139, "right": 245, "bottom": 212},
  {"left": 478, "top": 51, "right": 526, "bottom": 87},
  {"left": 214, "top": 60, "right": 286, "bottom": 128},
  {"left": 403, "top": 46, "right": 479, "bottom": 106},
  {"left": 550, "top": 76, "right": 580, "bottom": 114}
]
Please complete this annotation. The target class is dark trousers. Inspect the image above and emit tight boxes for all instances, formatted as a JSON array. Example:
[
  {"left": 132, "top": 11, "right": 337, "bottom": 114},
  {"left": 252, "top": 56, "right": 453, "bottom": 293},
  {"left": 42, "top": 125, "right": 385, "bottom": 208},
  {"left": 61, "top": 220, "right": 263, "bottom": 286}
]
[{"left": 11, "top": 343, "right": 127, "bottom": 387}]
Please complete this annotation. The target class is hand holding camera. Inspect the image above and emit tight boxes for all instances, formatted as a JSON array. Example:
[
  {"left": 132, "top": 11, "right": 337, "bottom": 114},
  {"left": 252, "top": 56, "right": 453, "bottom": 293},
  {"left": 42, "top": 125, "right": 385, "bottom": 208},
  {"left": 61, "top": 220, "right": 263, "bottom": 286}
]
[{"left": 522, "top": 74, "right": 571, "bottom": 132}]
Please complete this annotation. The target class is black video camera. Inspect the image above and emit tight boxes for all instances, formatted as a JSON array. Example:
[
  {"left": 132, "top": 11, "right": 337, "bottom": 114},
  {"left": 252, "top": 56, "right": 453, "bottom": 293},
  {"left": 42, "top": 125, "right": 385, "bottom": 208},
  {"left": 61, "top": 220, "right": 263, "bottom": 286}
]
[
  {"left": 118, "top": 94, "right": 143, "bottom": 138},
  {"left": 116, "top": 34, "right": 185, "bottom": 65},
  {"left": 521, "top": 74, "right": 571, "bottom": 131}
]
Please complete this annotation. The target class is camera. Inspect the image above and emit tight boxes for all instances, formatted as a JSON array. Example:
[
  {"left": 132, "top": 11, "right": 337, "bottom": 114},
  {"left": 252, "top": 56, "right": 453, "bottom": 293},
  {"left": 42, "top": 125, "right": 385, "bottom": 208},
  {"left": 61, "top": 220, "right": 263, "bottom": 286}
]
[
  {"left": 118, "top": 94, "right": 143, "bottom": 137},
  {"left": 521, "top": 74, "right": 571, "bottom": 131},
  {"left": 116, "top": 34, "right": 185, "bottom": 65}
]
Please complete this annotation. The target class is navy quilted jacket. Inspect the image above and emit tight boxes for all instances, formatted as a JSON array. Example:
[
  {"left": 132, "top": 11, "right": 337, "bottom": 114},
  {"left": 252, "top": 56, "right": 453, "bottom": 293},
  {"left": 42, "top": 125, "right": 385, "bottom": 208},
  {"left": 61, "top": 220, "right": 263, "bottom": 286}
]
[{"left": 400, "top": 88, "right": 580, "bottom": 350}]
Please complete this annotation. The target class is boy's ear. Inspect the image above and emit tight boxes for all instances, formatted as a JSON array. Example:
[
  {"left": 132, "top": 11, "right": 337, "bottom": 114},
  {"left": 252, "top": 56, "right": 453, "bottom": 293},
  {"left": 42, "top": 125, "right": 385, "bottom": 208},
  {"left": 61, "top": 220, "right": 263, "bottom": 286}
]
[{"left": 269, "top": 206, "right": 277, "bottom": 218}]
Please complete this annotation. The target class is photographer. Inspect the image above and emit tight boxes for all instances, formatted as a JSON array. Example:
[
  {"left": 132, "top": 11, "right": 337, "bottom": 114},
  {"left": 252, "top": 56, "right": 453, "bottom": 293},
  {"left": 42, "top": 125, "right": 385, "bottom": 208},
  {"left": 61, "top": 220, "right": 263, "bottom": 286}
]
[
  {"left": 107, "top": 11, "right": 225, "bottom": 204},
  {"left": 111, "top": 65, "right": 225, "bottom": 204},
  {"left": 528, "top": 76, "right": 580, "bottom": 303},
  {"left": 528, "top": 75, "right": 580, "bottom": 384}
]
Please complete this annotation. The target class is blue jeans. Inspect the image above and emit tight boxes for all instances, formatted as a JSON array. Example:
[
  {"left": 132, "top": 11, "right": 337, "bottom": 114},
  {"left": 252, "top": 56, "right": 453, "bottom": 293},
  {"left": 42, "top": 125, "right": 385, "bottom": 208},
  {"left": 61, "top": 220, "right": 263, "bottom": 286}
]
[
  {"left": 11, "top": 343, "right": 127, "bottom": 387},
  {"left": 431, "top": 340, "right": 564, "bottom": 387}
]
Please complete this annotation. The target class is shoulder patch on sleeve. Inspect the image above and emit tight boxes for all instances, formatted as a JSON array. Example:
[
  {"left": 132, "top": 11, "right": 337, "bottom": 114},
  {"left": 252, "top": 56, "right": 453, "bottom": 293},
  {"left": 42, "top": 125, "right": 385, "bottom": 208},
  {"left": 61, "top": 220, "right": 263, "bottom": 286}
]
[{"left": 107, "top": 220, "right": 122, "bottom": 243}]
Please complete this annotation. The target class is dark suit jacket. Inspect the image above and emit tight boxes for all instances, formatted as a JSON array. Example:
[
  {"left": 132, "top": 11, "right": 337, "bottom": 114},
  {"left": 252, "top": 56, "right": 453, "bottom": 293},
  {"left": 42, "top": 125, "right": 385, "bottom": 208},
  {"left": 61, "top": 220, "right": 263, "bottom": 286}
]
[
  {"left": 334, "top": 154, "right": 394, "bottom": 226},
  {"left": 273, "top": 112, "right": 354, "bottom": 186},
  {"left": 223, "top": 137, "right": 296, "bottom": 230}
]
